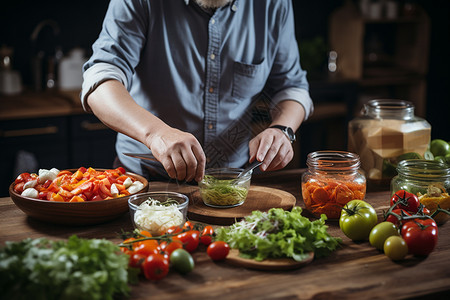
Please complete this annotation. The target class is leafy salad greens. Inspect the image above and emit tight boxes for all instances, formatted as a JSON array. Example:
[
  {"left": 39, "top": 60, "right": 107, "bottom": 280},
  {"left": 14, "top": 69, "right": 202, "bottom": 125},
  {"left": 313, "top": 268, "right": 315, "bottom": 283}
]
[
  {"left": 0, "top": 235, "right": 131, "bottom": 300},
  {"left": 215, "top": 207, "right": 341, "bottom": 261}
]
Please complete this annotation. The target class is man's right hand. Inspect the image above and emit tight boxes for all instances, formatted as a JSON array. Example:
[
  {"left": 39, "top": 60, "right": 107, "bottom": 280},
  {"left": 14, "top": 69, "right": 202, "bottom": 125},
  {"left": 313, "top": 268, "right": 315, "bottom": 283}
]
[{"left": 147, "top": 127, "right": 206, "bottom": 182}]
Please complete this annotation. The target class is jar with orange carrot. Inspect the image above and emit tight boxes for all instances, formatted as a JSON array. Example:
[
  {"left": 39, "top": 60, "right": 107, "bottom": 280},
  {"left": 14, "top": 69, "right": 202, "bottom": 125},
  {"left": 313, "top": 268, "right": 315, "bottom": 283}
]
[{"left": 301, "top": 151, "right": 367, "bottom": 220}]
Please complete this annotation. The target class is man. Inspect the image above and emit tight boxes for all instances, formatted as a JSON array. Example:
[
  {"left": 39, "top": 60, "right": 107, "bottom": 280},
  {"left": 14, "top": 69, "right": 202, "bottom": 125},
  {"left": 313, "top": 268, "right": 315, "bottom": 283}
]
[{"left": 81, "top": 0, "right": 313, "bottom": 182}]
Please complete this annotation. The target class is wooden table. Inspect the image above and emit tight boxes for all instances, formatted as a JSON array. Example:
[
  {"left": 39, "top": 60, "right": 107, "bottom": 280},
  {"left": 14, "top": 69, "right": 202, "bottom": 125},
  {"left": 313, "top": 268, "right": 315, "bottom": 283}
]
[{"left": 1, "top": 169, "right": 449, "bottom": 299}]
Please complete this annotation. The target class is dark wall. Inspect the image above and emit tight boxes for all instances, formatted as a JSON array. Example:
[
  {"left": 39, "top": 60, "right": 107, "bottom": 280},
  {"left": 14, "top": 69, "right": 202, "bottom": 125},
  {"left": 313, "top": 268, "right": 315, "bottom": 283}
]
[{"left": 1, "top": 0, "right": 448, "bottom": 140}]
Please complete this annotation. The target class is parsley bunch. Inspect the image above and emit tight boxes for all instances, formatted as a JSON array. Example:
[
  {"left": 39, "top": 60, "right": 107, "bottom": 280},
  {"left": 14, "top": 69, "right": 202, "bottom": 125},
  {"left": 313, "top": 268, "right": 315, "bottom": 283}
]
[{"left": 0, "top": 235, "right": 130, "bottom": 300}]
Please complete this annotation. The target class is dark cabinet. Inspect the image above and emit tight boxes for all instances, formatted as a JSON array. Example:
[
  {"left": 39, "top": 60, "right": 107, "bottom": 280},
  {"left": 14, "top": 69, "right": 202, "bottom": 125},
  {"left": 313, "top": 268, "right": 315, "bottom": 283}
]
[
  {"left": 0, "top": 116, "right": 70, "bottom": 196},
  {"left": 69, "top": 114, "right": 117, "bottom": 169},
  {"left": 0, "top": 113, "right": 117, "bottom": 197}
]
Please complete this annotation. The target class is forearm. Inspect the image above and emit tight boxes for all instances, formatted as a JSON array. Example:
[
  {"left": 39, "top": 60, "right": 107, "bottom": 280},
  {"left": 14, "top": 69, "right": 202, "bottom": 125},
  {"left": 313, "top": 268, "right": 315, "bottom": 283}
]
[
  {"left": 86, "top": 79, "right": 166, "bottom": 147},
  {"left": 269, "top": 100, "right": 306, "bottom": 132}
]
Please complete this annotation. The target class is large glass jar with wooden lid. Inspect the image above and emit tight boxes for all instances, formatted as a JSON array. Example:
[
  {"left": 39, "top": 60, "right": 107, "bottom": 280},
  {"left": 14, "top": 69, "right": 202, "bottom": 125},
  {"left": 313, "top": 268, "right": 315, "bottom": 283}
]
[{"left": 348, "top": 99, "right": 431, "bottom": 187}]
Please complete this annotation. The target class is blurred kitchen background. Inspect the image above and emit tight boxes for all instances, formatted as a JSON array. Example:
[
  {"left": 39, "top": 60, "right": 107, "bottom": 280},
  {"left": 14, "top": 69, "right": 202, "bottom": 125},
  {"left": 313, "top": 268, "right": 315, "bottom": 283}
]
[{"left": 0, "top": 0, "right": 449, "bottom": 196}]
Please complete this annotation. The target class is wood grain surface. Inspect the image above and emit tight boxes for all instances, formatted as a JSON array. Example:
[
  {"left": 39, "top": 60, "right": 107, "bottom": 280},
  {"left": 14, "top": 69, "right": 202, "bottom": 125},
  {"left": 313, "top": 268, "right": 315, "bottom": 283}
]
[
  {"left": 187, "top": 185, "right": 296, "bottom": 225},
  {"left": 1, "top": 169, "right": 449, "bottom": 300},
  {"left": 226, "top": 249, "right": 314, "bottom": 271}
]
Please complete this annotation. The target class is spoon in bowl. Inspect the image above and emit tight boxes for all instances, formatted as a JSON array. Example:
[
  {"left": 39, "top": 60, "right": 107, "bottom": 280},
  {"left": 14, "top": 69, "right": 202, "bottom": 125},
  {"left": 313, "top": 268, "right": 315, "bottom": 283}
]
[{"left": 236, "top": 160, "right": 263, "bottom": 179}]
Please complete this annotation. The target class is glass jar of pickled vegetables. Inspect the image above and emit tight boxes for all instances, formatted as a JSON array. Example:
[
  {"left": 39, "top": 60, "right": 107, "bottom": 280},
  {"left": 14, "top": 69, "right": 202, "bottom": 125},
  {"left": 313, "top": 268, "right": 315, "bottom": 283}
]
[
  {"left": 348, "top": 99, "right": 431, "bottom": 187},
  {"left": 391, "top": 159, "right": 450, "bottom": 224},
  {"left": 301, "top": 151, "right": 366, "bottom": 220}
]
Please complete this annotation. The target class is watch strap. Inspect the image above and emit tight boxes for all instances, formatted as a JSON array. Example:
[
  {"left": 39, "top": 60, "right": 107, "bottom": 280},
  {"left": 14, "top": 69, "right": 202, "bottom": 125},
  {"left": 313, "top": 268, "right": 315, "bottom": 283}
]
[{"left": 269, "top": 125, "right": 296, "bottom": 143}]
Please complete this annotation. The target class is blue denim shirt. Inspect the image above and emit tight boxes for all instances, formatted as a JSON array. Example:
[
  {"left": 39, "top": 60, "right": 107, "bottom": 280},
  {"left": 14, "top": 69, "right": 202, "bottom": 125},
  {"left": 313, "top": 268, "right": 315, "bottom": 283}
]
[{"left": 81, "top": 0, "right": 313, "bottom": 177}]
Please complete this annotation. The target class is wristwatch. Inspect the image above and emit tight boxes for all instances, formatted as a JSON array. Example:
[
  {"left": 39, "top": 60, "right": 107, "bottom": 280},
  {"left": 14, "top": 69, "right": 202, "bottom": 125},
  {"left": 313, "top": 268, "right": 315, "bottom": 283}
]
[{"left": 270, "top": 125, "right": 296, "bottom": 143}]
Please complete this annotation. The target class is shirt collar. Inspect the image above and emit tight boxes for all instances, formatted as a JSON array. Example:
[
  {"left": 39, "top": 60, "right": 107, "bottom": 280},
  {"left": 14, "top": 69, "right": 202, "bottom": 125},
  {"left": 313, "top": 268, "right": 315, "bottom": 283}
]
[{"left": 184, "top": 0, "right": 239, "bottom": 12}]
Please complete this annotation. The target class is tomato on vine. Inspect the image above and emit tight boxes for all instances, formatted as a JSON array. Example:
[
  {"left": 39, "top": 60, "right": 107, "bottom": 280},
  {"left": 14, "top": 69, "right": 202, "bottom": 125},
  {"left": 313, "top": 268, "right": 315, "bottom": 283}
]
[
  {"left": 401, "top": 219, "right": 438, "bottom": 256},
  {"left": 200, "top": 225, "right": 214, "bottom": 246},
  {"left": 142, "top": 253, "right": 169, "bottom": 281},
  {"left": 175, "top": 230, "right": 200, "bottom": 253},
  {"left": 390, "top": 190, "right": 420, "bottom": 213}
]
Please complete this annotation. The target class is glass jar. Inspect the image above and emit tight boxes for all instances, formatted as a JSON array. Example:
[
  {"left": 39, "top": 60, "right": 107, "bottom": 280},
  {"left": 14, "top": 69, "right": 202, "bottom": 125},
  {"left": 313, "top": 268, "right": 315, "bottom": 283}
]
[
  {"left": 391, "top": 159, "right": 450, "bottom": 224},
  {"left": 348, "top": 99, "right": 431, "bottom": 187},
  {"left": 301, "top": 151, "right": 366, "bottom": 220}
]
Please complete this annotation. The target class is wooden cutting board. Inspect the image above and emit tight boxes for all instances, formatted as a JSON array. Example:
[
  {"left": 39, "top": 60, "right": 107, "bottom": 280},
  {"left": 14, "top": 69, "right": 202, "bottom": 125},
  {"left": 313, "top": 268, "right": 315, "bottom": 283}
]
[
  {"left": 187, "top": 185, "right": 297, "bottom": 225},
  {"left": 226, "top": 249, "right": 314, "bottom": 271}
]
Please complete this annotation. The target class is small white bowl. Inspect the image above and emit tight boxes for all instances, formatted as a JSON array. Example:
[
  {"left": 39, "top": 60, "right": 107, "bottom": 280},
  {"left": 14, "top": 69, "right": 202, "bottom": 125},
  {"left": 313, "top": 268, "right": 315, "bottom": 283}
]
[{"left": 128, "top": 191, "right": 189, "bottom": 235}]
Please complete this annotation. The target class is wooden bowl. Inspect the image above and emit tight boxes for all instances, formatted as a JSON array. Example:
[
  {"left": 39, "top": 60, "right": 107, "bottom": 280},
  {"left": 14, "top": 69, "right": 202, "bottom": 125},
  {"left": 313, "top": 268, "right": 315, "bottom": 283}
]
[{"left": 9, "top": 170, "right": 149, "bottom": 225}]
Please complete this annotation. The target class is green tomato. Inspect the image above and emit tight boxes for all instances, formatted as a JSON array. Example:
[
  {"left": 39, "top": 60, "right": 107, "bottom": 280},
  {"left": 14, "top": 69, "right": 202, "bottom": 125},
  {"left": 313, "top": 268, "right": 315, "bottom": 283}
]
[
  {"left": 369, "top": 222, "right": 400, "bottom": 250},
  {"left": 384, "top": 236, "right": 408, "bottom": 261},
  {"left": 170, "top": 248, "right": 194, "bottom": 274},
  {"left": 339, "top": 200, "right": 378, "bottom": 241},
  {"left": 430, "top": 139, "right": 450, "bottom": 157}
]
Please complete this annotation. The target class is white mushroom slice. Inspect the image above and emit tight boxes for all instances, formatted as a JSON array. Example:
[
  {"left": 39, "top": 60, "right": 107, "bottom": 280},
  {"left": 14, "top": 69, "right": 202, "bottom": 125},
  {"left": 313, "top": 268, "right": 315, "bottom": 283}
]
[
  {"left": 110, "top": 184, "right": 119, "bottom": 196},
  {"left": 38, "top": 169, "right": 58, "bottom": 183},
  {"left": 127, "top": 181, "right": 144, "bottom": 194},
  {"left": 23, "top": 179, "right": 38, "bottom": 190},
  {"left": 21, "top": 188, "right": 39, "bottom": 199},
  {"left": 123, "top": 177, "right": 133, "bottom": 188}
]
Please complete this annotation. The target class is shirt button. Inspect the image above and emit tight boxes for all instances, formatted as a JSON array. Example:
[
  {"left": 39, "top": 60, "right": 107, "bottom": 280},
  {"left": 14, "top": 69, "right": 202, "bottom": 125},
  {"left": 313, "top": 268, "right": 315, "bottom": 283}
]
[
  {"left": 210, "top": 53, "right": 215, "bottom": 60},
  {"left": 231, "top": 4, "right": 237, "bottom": 11},
  {"left": 209, "top": 87, "right": 214, "bottom": 93},
  {"left": 211, "top": 18, "right": 215, "bottom": 24},
  {"left": 208, "top": 123, "right": 214, "bottom": 130},
  {"left": 206, "top": 157, "right": 211, "bottom": 163}
]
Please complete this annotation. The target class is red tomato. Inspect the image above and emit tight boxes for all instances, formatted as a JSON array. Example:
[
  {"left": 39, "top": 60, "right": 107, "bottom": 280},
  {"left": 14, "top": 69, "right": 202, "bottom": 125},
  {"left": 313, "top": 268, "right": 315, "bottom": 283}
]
[
  {"left": 182, "top": 221, "right": 194, "bottom": 231},
  {"left": 200, "top": 225, "right": 214, "bottom": 246},
  {"left": 142, "top": 253, "right": 169, "bottom": 281},
  {"left": 165, "top": 225, "right": 183, "bottom": 235},
  {"left": 390, "top": 190, "right": 420, "bottom": 213},
  {"left": 14, "top": 173, "right": 31, "bottom": 184},
  {"left": 176, "top": 230, "right": 200, "bottom": 253},
  {"left": 401, "top": 219, "right": 438, "bottom": 256},
  {"left": 207, "top": 241, "right": 230, "bottom": 261},
  {"left": 13, "top": 182, "right": 25, "bottom": 194},
  {"left": 116, "top": 167, "right": 126, "bottom": 174},
  {"left": 129, "top": 253, "right": 146, "bottom": 269},
  {"left": 134, "top": 239, "right": 159, "bottom": 257},
  {"left": 385, "top": 208, "right": 412, "bottom": 227},
  {"left": 159, "top": 240, "right": 183, "bottom": 256}
]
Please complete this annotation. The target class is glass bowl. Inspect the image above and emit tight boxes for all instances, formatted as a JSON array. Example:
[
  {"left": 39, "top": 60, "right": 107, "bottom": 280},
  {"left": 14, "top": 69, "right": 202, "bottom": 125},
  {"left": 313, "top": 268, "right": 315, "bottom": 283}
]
[
  {"left": 198, "top": 168, "right": 251, "bottom": 208},
  {"left": 128, "top": 191, "right": 189, "bottom": 235}
]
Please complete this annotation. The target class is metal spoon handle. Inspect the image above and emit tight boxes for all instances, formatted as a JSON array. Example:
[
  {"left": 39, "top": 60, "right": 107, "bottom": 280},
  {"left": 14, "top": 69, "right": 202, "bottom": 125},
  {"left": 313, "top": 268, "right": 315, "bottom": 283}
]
[{"left": 237, "top": 161, "right": 262, "bottom": 178}]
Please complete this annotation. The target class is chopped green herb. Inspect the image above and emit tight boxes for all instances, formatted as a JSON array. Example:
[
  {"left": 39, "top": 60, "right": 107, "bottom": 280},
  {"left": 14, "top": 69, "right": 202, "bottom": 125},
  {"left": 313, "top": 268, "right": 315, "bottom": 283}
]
[{"left": 0, "top": 235, "right": 131, "bottom": 300}]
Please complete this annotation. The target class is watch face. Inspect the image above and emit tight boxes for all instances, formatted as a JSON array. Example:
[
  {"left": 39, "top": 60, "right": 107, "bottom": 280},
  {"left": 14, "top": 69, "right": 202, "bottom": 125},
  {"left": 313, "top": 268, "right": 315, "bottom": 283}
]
[{"left": 286, "top": 127, "right": 295, "bottom": 142}]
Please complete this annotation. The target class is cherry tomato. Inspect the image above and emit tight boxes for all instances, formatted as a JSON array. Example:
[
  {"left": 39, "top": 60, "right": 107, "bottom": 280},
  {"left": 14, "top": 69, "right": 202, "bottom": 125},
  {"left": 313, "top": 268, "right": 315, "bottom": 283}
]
[
  {"left": 369, "top": 222, "right": 400, "bottom": 250},
  {"left": 165, "top": 225, "right": 183, "bottom": 235},
  {"left": 339, "top": 200, "right": 378, "bottom": 241},
  {"left": 383, "top": 236, "right": 408, "bottom": 261},
  {"left": 159, "top": 240, "right": 183, "bottom": 257},
  {"left": 129, "top": 253, "right": 146, "bottom": 269},
  {"left": 401, "top": 219, "right": 438, "bottom": 256},
  {"left": 14, "top": 173, "right": 31, "bottom": 184},
  {"left": 390, "top": 190, "right": 420, "bottom": 213},
  {"left": 134, "top": 239, "right": 159, "bottom": 257},
  {"left": 200, "top": 225, "right": 214, "bottom": 246},
  {"left": 142, "top": 253, "right": 169, "bottom": 281},
  {"left": 170, "top": 248, "right": 195, "bottom": 274},
  {"left": 182, "top": 221, "right": 194, "bottom": 231},
  {"left": 207, "top": 241, "right": 230, "bottom": 261},
  {"left": 385, "top": 208, "right": 412, "bottom": 227},
  {"left": 176, "top": 230, "right": 200, "bottom": 253}
]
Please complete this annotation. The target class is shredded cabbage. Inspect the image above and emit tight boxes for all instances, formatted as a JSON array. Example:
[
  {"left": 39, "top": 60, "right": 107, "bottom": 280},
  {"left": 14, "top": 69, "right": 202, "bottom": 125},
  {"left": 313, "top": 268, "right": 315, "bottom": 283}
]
[{"left": 134, "top": 198, "right": 183, "bottom": 235}]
